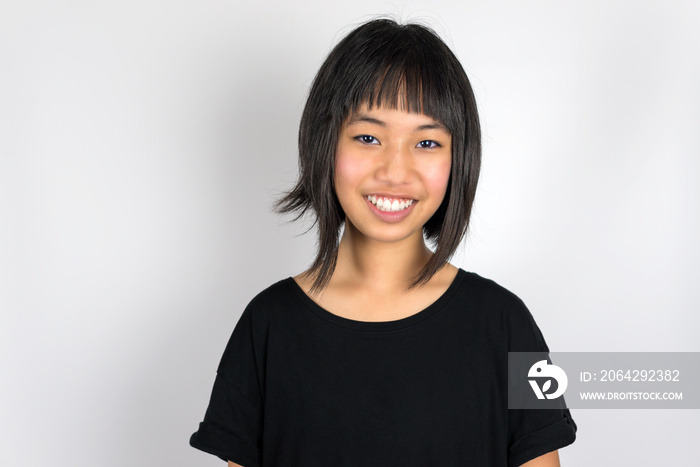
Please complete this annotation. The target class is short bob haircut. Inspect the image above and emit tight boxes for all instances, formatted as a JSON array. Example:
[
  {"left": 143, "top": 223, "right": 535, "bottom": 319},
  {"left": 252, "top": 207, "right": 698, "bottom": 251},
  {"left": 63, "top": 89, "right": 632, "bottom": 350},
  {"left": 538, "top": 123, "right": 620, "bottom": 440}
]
[{"left": 274, "top": 18, "right": 481, "bottom": 294}]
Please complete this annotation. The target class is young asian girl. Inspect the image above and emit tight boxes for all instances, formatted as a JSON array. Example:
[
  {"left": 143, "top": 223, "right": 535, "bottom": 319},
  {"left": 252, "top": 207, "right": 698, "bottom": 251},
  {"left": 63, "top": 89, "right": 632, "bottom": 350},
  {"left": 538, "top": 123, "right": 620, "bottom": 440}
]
[{"left": 190, "top": 18, "right": 577, "bottom": 467}]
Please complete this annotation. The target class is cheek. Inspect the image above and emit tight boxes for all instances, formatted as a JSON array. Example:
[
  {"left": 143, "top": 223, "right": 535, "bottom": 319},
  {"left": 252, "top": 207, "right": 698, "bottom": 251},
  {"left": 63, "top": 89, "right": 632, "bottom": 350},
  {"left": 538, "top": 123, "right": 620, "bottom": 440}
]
[
  {"left": 334, "top": 151, "right": 368, "bottom": 194},
  {"left": 422, "top": 158, "right": 452, "bottom": 197}
]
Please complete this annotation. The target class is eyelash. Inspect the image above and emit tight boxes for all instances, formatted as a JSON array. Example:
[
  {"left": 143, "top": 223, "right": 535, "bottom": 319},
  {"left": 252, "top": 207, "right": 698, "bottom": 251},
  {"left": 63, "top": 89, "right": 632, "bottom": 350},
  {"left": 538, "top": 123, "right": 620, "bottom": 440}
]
[{"left": 354, "top": 135, "right": 442, "bottom": 149}]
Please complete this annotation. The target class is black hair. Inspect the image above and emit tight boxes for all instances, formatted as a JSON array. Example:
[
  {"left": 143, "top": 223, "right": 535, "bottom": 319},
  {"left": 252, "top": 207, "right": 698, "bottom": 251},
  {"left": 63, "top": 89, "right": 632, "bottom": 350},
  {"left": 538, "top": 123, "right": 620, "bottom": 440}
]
[{"left": 274, "top": 18, "right": 481, "bottom": 294}]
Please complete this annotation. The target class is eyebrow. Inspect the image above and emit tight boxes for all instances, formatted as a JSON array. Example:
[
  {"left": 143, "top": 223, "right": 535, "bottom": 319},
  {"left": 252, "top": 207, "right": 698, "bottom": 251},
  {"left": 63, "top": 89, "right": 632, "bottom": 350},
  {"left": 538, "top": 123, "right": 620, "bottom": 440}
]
[{"left": 347, "top": 113, "right": 449, "bottom": 133}]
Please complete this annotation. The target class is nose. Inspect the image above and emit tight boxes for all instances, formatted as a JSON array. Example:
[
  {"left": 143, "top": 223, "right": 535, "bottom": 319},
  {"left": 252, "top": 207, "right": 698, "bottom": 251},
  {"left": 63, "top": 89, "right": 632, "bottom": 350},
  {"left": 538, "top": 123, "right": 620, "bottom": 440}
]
[{"left": 375, "top": 144, "right": 414, "bottom": 185}]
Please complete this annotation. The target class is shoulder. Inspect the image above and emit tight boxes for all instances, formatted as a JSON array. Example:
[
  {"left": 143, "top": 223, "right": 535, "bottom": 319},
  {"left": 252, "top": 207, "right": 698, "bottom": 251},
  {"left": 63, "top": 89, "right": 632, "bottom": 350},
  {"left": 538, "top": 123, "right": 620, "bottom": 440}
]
[
  {"left": 240, "top": 276, "right": 298, "bottom": 322},
  {"left": 219, "top": 277, "right": 298, "bottom": 365},
  {"left": 459, "top": 270, "right": 548, "bottom": 352},
  {"left": 460, "top": 270, "right": 529, "bottom": 313},
  {"left": 246, "top": 277, "right": 296, "bottom": 309}
]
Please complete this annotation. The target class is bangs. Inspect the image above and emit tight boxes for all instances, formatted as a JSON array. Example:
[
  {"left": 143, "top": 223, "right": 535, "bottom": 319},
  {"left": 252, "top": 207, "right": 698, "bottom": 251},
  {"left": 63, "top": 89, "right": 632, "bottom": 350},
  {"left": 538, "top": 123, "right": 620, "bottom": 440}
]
[{"left": 335, "top": 25, "right": 464, "bottom": 133}]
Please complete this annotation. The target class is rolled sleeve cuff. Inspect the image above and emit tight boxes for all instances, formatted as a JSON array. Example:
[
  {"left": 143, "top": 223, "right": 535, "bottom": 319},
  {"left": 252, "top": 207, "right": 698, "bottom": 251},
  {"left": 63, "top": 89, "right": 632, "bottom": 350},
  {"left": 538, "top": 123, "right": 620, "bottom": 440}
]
[
  {"left": 508, "top": 415, "right": 577, "bottom": 467},
  {"left": 190, "top": 422, "right": 261, "bottom": 467}
]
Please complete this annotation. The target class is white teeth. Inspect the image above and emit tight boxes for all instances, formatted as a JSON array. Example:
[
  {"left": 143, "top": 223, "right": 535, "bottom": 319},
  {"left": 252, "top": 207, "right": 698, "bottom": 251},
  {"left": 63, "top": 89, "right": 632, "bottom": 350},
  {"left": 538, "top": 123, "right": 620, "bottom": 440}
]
[{"left": 366, "top": 196, "right": 415, "bottom": 212}]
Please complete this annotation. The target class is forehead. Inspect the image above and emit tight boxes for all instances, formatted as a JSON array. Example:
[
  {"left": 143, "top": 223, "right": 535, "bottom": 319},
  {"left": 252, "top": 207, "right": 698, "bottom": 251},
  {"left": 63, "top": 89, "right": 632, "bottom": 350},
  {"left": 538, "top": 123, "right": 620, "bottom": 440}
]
[{"left": 344, "top": 104, "right": 450, "bottom": 133}]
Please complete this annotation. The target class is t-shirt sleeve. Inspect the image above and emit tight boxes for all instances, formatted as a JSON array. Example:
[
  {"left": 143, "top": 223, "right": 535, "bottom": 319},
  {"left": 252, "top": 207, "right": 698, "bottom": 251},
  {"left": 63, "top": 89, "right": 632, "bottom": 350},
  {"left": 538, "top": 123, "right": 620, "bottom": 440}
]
[
  {"left": 504, "top": 293, "right": 577, "bottom": 467},
  {"left": 190, "top": 303, "right": 264, "bottom": 467}
]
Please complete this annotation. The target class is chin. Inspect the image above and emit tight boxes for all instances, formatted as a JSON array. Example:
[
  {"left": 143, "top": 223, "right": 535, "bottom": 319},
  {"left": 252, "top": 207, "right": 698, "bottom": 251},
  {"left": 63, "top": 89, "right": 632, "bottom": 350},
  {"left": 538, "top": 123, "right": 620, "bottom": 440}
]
[{"left": 355, "top": 223, "right": 424, "bottom": 244}]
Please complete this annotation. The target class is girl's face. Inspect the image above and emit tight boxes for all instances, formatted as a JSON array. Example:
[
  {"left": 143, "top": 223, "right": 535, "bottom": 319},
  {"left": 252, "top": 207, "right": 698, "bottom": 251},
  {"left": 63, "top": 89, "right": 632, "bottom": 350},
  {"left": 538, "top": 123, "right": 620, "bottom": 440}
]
[{"left": 334, "top": 105, "right": 452, "bottom": 245}]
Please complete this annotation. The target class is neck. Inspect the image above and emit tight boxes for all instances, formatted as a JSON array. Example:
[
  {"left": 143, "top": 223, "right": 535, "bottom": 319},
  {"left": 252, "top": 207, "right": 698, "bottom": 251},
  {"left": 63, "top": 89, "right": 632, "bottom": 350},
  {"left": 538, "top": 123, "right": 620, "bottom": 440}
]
[{"left": 333, "top": 220, "right": 434, "bottom": 293}]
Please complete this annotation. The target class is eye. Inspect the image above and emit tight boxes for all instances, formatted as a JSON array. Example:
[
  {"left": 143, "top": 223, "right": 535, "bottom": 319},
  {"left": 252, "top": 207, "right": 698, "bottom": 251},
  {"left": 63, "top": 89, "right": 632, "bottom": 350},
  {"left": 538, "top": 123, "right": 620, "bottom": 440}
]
[
  {"left": 354, "top": 135, "right": 379, "bottom": 145},
  {"left": 416, "top": 140, "right": 441, "bottom": 149}
]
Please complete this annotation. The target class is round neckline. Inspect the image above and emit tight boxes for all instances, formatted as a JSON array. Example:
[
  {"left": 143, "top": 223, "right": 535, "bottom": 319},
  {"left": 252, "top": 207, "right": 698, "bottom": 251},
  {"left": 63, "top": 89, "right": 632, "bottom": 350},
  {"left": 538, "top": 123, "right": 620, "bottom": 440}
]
[{"left": 285, "top": 268, "right": 468, "bottom": 332}]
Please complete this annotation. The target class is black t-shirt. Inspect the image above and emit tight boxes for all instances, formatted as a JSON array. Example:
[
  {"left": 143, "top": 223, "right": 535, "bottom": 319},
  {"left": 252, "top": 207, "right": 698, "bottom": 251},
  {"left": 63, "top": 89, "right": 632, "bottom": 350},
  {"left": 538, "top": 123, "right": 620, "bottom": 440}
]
[{"left": 190, "top": 269, "right": 577, "bottom": 466}]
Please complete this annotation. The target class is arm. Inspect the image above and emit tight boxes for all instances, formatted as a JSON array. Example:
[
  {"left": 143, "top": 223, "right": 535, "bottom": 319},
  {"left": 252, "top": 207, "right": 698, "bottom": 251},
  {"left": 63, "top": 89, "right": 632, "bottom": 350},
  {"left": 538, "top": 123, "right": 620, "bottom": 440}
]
[
  {"left": 228, "top": 462, "right": 244, "bottom": 467},
  {"left": 521, "top": 450, "right": 560, "bottom": 467}
]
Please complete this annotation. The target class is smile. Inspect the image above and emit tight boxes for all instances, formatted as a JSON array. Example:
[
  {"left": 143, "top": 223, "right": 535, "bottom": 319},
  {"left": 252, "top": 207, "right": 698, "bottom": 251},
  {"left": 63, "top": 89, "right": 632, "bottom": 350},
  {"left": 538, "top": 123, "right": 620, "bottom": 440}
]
[{"left": 365, "top": 195, "right": 415, "bottom": 212}]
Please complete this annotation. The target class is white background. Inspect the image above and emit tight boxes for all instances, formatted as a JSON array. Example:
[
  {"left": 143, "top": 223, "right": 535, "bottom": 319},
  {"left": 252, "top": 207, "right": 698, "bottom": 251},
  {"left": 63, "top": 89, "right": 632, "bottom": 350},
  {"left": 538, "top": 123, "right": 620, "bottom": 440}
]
[{"left": 1, "top": 0, "right": 699, "bottom": 465}]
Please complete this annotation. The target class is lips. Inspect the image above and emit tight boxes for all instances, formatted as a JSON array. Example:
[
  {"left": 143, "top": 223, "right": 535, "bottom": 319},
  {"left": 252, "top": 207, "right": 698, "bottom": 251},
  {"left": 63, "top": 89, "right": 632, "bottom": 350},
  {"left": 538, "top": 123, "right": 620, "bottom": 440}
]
[
  {"left": 365, "top": 195, "right": 415, "bottom": 212},
  {"left": 364, "top": 195, "right": 416, "bottom": 223}
]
